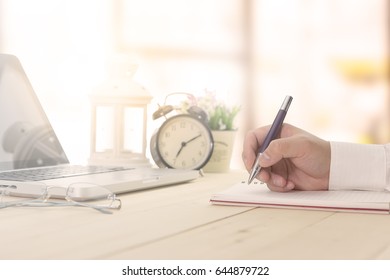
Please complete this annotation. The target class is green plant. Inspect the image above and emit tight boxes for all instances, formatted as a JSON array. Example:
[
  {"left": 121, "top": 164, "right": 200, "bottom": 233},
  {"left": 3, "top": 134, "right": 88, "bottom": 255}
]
[
  {"left": 208, "top": 104, "right": 240, "bottom": 130},
  {"left": 182, "top": 90, "right": 240, "bottom": 131}
]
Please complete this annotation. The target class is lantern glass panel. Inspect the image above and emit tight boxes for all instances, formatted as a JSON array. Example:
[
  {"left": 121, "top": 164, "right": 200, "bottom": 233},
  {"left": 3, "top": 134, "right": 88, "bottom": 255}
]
[
  {"left": 123, "top": 107, "right": 144, "bottom": 154},
  {"left": 95, "top": 106, "right": 114, "bottom": 152}
]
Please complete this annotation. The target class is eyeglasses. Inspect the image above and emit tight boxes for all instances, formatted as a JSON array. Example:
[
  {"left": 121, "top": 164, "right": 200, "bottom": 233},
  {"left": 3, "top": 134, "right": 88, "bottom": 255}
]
[{"left": 0, "top": 182, "right": 122, "bottom": 214}]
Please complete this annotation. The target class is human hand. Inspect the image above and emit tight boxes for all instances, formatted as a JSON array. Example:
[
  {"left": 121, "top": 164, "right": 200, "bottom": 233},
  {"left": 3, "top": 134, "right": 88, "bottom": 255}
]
[{"left": 242, "top": 123, "right": 330, "bottom": 192}]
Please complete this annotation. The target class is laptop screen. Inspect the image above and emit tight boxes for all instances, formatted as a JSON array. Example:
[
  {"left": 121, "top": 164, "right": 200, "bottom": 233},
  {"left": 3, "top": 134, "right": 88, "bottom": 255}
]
[{"left": 0, "top": 54, "right": 68, "bottom": 171}]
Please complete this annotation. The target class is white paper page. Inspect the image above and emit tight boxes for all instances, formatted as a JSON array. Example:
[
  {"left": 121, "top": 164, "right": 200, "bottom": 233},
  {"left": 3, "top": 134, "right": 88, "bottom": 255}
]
[{"left": 210, "top": 181, "right": 390, "bottom": 212}]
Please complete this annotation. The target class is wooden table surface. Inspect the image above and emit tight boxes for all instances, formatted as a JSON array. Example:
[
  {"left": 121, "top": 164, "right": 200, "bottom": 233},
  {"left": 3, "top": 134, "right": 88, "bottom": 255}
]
[{"left": 2, "top": 170, "right": 390, "bottom": 260}]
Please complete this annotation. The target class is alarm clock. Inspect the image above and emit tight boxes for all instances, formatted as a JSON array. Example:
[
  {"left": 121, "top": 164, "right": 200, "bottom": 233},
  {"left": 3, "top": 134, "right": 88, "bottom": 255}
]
[{"left": 150, "top": 94, "right": 214, "bottom": 170}]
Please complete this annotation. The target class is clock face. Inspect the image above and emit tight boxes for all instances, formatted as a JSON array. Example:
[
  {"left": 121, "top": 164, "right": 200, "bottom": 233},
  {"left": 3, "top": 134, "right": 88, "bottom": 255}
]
[{"left": 155, "top": 115, "right": 213, "bottom": 169}]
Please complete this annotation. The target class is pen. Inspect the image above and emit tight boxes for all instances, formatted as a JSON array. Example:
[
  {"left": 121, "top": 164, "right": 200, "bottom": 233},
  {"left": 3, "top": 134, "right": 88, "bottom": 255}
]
[{"left": 247, "top": 95, "right": 293, "bottom": 184}]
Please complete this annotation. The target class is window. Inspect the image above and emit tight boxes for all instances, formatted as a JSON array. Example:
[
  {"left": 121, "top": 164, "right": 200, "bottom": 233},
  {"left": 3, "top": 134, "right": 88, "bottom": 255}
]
[{"left": 0, "top": 0, "right": 388, "bottom": 167}]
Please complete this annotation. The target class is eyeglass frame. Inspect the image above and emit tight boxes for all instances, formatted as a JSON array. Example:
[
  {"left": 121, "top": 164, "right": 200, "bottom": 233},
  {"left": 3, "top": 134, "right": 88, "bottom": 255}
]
[{"left": 0, "top": 183, "right": 122, "bottom": 214}]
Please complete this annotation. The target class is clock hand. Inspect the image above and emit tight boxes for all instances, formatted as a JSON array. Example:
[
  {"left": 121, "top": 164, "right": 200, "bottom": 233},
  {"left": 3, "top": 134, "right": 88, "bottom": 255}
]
[
  {"left": 175, "top": 134, "right": 202, "bottom": 158},
  {"left": 175, "top": 143, "right": 185, "bottom": 158},
  {"left": 185, "top": 134, "right": 202, "bottom": 144}
]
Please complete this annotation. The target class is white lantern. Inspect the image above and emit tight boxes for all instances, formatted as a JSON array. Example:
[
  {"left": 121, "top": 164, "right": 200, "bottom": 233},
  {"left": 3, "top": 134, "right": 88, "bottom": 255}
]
[{"left": 89, "top": 57, "right": 152, "bottom": 167}]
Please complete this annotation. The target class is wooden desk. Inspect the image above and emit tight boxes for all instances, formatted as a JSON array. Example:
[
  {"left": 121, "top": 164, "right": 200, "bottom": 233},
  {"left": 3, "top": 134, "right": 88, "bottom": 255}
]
[{"left": 1, "top": 170, "right": 390, "bottom": 260}]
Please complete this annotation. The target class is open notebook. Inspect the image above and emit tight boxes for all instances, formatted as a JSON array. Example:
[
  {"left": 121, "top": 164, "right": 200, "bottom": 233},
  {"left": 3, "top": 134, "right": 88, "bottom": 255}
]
[
  {"left": 0, "top": 54, "right": 199, "bottom": 200},
  {"left": 210, "top": 181, "right": 390, "bottom": 214}
]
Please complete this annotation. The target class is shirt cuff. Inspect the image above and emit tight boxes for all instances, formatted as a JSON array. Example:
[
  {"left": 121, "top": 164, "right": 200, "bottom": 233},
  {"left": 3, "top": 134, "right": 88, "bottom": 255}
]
[{"left": 329, "top": 142, "right": 388, "bottom": 191}]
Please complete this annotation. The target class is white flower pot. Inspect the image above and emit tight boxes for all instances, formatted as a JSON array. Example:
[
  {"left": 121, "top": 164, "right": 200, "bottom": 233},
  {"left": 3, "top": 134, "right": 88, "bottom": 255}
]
[{"left": 203, "top": 130, "right": 237, "bottom": 173}]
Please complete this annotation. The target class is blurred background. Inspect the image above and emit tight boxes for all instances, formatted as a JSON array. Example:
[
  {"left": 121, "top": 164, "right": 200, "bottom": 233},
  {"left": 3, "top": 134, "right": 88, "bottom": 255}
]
[{"left": 0, "top": 0, "right": 388, "bottom": 169}]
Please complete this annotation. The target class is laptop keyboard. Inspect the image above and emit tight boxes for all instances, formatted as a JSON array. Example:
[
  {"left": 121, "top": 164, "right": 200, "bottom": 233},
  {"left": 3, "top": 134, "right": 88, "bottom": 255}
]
[{"left": 0, "top": 165, "right": 133, "bottom": 181}]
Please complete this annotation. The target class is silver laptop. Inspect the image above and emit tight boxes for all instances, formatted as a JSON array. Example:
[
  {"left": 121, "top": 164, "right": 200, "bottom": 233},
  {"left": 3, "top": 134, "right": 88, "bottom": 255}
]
[{"left": 0, "top": 54, "right": 199, "bottom": 199}]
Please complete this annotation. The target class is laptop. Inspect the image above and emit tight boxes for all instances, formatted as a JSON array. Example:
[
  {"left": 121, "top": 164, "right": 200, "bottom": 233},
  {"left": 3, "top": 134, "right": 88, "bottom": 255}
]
[{"left": 0, "top": 54, "right": 199, "bottom": 199}]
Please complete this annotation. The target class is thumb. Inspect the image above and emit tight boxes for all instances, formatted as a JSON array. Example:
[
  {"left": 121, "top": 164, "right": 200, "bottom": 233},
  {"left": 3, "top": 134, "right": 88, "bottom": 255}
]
[{"left": 258, "top": 137, "right": 303, "bottom": 168}]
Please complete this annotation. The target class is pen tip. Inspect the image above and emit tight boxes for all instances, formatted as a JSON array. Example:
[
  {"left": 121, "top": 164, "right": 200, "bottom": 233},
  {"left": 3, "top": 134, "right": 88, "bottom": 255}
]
[
  {"left": 248, "top": 165, "right": 261, "bottom": 185},
  {"left": 247, "top": 175, "right": 254, "bottom": 185}
]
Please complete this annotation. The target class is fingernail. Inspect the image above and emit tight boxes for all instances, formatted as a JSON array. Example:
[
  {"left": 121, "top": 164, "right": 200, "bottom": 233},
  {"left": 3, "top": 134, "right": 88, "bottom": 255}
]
[
  {"left": 273, "top": 177, "right": 284, "bottom": 187},
  {"left": 260, "top": 152, "right": 271, "bottom": 161},
  {"left": 285, "top": 183, "right": 294, "bottom": 191}
]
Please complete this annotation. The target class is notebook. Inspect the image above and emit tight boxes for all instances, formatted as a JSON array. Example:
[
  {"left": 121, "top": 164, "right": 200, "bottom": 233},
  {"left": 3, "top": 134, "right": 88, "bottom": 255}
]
[
  {"left": 0, "top": 54, "right": 199, "bottom": 199},
  {"left": 210, "top": 181, "right": 390, "bottom": 214}
]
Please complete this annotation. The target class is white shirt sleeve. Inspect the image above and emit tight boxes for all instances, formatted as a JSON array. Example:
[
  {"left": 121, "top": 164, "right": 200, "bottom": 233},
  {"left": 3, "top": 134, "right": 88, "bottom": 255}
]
[{"left": 329, "top": 142, "right": 390, "bottom": 191}]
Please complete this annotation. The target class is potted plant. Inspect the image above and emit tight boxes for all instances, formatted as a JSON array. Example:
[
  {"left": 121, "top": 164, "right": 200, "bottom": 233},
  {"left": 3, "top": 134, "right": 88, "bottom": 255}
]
[{"left": 182, "top": 90, "right": 240, "bottom": 172}]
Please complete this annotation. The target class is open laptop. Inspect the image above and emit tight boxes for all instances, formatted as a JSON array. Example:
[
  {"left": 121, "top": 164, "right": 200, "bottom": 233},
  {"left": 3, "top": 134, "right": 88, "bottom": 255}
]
[{"left": 0, "top": 54, "right": 199, "bottom": 199}]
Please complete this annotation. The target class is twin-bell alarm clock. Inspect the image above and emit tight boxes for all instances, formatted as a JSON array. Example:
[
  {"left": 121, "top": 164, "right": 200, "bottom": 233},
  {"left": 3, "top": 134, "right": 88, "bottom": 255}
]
[{"left": 150, "top": 93, "right": 214, "bottom": 170}]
